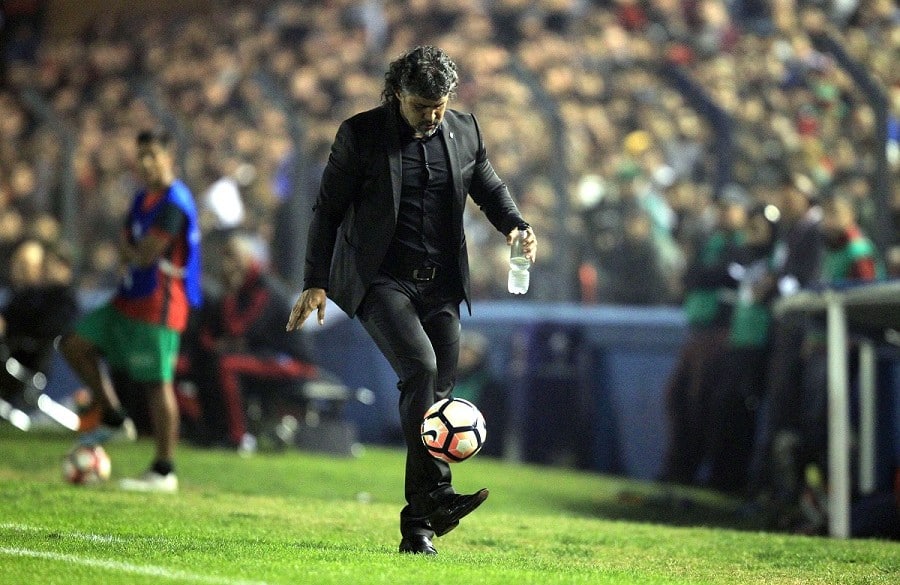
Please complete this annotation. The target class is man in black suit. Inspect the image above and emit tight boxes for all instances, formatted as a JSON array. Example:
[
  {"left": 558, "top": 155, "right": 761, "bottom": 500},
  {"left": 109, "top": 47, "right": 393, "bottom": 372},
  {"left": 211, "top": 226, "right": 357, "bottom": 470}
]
[{"left": 286, "top": 46, "right": 536, "bottom": 554}]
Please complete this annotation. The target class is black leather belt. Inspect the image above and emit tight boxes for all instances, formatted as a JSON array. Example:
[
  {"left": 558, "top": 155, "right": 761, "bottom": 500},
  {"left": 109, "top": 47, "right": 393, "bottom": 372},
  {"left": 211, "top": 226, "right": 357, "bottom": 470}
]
[{"left": 383, "top": 265, "right": 439, "bottom": 282}]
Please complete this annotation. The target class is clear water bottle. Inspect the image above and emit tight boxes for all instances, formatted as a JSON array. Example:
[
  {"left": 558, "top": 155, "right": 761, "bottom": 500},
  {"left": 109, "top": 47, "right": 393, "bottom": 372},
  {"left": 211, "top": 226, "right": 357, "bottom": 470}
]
[{"left": 508, "top": 231, "right": 530, "bottom": 294}]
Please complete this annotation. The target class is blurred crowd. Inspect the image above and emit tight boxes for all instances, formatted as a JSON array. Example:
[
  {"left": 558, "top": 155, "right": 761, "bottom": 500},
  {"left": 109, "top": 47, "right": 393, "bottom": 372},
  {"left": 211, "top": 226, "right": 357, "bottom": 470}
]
[{"left": 0, "top": 0, "right": 896, "bottom": 300}]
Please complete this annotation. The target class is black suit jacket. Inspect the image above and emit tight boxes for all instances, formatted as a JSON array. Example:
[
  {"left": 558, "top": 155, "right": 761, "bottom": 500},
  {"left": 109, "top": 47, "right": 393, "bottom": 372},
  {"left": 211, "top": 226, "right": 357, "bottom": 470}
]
[{"left": 304, "top": 103, "right": 526, "bottom": 317}]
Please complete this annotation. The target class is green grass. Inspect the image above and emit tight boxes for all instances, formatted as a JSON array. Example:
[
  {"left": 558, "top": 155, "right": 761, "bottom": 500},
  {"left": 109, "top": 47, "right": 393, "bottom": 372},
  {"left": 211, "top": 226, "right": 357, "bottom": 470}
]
[{"left": 1, "top": 426, "right": 897, "bottom": 584}]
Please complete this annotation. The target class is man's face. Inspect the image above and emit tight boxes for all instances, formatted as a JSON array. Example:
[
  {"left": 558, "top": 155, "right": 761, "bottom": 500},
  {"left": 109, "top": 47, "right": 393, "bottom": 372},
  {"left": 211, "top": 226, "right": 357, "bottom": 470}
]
[
  {"left": 396, "top": 92, "right": 448, "bottom": 138},
  {"left": 137, "top": 142, "right": 174, "bottom": 189}
]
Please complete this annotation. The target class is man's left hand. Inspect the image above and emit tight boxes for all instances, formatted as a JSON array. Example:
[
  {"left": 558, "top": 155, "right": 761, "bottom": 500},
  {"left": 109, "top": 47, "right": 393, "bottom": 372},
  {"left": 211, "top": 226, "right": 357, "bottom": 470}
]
[{"left": 507, "top": 227, "right": 537, "bottom": 263}]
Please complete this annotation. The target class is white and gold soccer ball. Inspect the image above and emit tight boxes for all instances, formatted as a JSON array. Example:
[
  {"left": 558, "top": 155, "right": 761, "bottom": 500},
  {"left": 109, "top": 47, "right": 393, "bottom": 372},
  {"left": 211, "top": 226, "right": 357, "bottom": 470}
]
[{"left": 421, "top": 397, "right": 486, "bottom": 463}]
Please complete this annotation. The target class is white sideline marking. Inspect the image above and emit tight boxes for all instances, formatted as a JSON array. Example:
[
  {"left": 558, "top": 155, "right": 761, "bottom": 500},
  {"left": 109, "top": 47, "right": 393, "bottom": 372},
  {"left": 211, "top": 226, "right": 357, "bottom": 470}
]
[
  {"left": 0, "top": 548, "right": 271, "bottom": 585},
  {"left": 0, "top": 524, "right": 270, "bottom": 585},
  {"left": 0, "top": 522, "right": 125, "bottom": 543}
]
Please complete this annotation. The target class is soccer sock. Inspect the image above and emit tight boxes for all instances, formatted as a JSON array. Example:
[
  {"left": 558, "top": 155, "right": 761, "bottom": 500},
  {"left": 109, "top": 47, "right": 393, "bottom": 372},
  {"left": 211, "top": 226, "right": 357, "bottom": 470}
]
[
  {"left": 101, "top": 407, "right": 128, "bottom": 427},
  {"left": 151, "top": 460, "right": 174, "bottom": 476}
]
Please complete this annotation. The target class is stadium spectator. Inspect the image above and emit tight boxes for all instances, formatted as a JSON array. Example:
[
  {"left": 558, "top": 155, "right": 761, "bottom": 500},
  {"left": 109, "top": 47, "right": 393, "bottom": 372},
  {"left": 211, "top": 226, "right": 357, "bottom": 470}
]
[
  {"left": 659, "top": 187, "right": 747, "bottom": 487},
  {"left": 785, "top": 191, "right": 885, "bottom": 534},
  {"left": 59, "top": 128, "right": 202, "bottom": 494},
  {"left": 819, "top": 191, "right": 885, "bottom": 282},
  {"left": 801, "top": 189, "right": 886, "bottom": 434},
  {"left": 185, "top": 231, "right": 317, "bottom": 452},
  {"left": 594, "top": 204, "right": 675, "bottom": 305},
  {"left": 286, "top": 46, "right": 536, "bottom": 555},
  {"left": 705, "top": 203, "right": 779, "bottom": 494},
  {"left": 452, "top": 329, "right": 508, "bottom": 459},
  {"left": 0, "top": 207, "right": 26, "bottom": 287},
  {"left": 0, "top": 237, "right": 79, "bottom": 411},
  {"left": 891, "top": 180, "right": 900, "bottom": 277},
  {"left": 748, "top": 173, "right": 823, "bottom": 511}
]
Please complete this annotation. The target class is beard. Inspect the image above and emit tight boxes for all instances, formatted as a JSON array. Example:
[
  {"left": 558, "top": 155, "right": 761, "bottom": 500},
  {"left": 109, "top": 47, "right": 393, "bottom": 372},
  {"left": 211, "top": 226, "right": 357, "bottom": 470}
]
[{"left": 416, "top": 123, "right": 438, "bottom": 138}]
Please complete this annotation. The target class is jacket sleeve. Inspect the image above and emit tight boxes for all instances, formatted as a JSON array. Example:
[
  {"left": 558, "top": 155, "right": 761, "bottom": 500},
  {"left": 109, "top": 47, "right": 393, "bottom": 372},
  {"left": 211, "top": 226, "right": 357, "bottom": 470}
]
[
  {"left": 790, "top": 223, "right": 823, "bottom": 288},
  {"left": 303, "top": 120, "right": 365, "bottom": 291},
  {"left": 465, "top": 113, "right": 526, "bottom": 235},
  {"left": 682, "top": 263, "right": 737, "bottom": 291}
]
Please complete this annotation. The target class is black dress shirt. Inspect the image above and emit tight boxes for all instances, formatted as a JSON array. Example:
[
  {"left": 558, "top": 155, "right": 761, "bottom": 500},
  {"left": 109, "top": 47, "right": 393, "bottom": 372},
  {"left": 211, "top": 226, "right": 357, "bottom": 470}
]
[{"left": 381, "top": 122, "right": 456, "bottom": 275}]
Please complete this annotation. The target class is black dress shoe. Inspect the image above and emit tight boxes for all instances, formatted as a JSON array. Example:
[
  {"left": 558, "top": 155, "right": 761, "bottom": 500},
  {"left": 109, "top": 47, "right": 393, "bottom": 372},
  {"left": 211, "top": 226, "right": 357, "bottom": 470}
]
[
  {"left": 399, "top": 535, "right": 437, "bottom": 555},
  {"left": 427, "top": 488, "right": 489, "bottom": 537}
]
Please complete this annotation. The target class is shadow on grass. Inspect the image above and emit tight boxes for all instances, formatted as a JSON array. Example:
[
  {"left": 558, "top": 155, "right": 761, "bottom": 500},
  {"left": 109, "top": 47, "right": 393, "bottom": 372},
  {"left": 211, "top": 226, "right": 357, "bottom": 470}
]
[{"left": 564, "top": 485, "right": 771, "bottom": 532}]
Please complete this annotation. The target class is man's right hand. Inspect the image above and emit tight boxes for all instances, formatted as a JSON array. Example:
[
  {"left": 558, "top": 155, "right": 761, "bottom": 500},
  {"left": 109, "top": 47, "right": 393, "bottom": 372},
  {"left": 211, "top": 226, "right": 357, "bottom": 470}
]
[{"left": 286, "top": 287, "right": 328, "bottom": 331}]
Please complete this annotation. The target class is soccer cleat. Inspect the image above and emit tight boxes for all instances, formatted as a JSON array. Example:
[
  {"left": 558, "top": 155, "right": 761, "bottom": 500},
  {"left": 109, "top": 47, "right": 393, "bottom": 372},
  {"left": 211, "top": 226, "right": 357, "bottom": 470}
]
[
  {"left": 399, "top": 535, "right": 437, "bottom": 555},
  {"left": 119, "top": 471, "right": 179, "bottom": 493},
  {"left": 78, "top": 417, "right": 137, "bottom": 446},
  {"left": 237, "top": 432, "right": 258, "bottom": 457},
  {"left": 427, "top": 488, "right": 489, "bottom": 536}
]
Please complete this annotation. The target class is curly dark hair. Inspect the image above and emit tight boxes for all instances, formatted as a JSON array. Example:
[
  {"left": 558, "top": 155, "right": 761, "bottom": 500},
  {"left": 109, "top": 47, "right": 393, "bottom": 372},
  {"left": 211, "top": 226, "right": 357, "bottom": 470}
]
[{"left": 381, "top": 46, "right": 459, "bottom": 104}]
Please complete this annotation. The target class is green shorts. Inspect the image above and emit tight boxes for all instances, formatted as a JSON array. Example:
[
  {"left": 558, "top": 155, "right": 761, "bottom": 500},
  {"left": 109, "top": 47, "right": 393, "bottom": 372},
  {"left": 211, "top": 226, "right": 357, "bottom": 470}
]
[{"left": 74, "top": 304, "right": 181, "bottom": 383}]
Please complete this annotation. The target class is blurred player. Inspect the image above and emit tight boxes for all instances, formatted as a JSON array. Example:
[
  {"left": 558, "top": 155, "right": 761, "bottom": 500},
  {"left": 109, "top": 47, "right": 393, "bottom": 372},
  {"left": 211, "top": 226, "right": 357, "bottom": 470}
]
[{"left": 60, "top": 128, "right": 202, "bottom": 493}]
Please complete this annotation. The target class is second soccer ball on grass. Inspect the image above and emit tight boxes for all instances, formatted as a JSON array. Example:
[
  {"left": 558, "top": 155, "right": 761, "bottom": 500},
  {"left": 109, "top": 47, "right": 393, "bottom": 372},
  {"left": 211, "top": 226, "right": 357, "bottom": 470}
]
[{"left": 62, "top": 444, "right": 111, "bottom": 485}]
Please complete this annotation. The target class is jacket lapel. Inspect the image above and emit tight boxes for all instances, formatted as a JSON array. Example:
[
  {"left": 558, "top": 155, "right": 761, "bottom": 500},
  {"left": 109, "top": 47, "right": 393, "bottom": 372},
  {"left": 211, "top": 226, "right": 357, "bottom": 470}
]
[
  {"left": 442, "top": 120, "right": 465, "bottom": 227},
  {"left": 386, "top": 106, "right": 402, "bottom": 217}
]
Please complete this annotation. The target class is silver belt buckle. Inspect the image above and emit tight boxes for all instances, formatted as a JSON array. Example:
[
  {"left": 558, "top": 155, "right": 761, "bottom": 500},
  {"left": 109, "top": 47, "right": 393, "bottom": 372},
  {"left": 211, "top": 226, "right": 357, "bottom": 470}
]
[{"left": 412, "top": 267, "right": 436, "bottom": 282}]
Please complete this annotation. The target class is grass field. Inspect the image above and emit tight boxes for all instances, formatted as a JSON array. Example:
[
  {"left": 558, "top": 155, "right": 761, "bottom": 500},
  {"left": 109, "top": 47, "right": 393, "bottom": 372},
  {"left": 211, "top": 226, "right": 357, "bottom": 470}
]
[{"left": 1, "top": 426, "right": 897, "bottom": 585}]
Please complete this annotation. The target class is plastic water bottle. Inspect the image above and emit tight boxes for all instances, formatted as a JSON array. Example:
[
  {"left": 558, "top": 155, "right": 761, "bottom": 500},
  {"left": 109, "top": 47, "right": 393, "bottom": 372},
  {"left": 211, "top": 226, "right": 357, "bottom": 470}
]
[{"left": 507, "top": 231, "right": 530, "bottom": 294}]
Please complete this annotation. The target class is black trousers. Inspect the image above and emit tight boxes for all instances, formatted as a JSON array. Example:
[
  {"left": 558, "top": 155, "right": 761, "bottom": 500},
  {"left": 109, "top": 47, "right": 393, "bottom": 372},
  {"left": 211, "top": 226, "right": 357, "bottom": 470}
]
[{"left": 357, "top": 273, "right": 462, "bottom": 538}]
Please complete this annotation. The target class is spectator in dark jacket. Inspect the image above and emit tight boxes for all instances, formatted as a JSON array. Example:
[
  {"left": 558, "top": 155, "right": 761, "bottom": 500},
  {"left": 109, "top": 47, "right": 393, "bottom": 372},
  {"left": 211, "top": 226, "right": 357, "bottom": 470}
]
[
  {"left": 659, "top": 187, "right": 748, "bottom": 486},
  {"left": 598, "top": 205, "right": 674, "bottom": 305},
  {"left": 748, "top": 174, "right": 824, "bottom": 503},
  {"left": 706, "top": 204, "right": 780, "bottom": 494},
  {"left": 1, "top": 238, "right": 79, "bottom": 406}
]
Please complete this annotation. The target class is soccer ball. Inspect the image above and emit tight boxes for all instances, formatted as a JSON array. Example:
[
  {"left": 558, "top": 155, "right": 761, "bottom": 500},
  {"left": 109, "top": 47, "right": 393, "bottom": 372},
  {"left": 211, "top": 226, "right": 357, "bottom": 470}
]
[
  {"left": 62, "top": 445, "right": 111, "bottom": 485},
  {"left": 420, "top": 397, "right": 486, "bottom": 463}
]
